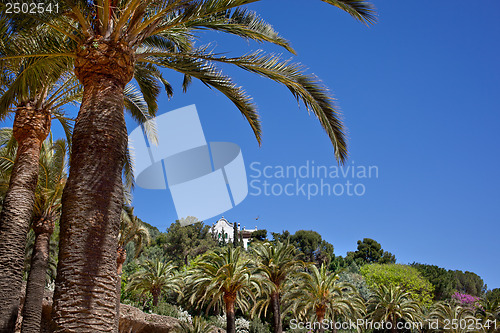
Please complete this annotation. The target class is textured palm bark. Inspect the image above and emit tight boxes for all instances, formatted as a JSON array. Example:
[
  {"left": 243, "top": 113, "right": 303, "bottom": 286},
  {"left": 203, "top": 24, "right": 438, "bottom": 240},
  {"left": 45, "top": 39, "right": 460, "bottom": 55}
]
[
  {"left": 224, "top": 293, "right": 236, "bottom": 333},
  {"left": 151, "top": 287, "right": 161, "bottom": 307},
  {"left": 0, "top": 104, "right": 50, "bottom": 333},
  {"left": 270, "top": 292, "right": 282, "bottom": 333},
  {"left": 51, "top": 37, "right": 134, "bottom": 333},
  {"left": 116, "top": 246, "right": 127, "bottom": 330},
  {"left": 21, "top": 216, "right": 55, "bottom": 333},
  {"left": 315, "top": 307, "right": 325, "bottom": 333}
]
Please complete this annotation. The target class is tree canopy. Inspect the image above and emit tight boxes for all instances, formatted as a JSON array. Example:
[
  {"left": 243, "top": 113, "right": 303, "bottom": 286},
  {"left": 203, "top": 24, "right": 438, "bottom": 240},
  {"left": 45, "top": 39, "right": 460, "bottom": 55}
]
[
  {"left": 411, "top": 263, "right": 456, "bottom": 301},
  {"left": 346, "top": 238, "right": 396, "bottom": 265}
]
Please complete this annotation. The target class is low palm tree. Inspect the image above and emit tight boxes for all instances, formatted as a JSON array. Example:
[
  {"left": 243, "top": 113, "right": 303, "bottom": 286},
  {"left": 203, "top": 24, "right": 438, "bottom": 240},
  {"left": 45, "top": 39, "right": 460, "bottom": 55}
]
[
  {"left": 289, "top": 264, "right": 365, "bottom": 333},
  {"left": 116, "top": 205, "right": 151, "bottom": 325},
  {"left": 475, "top": 298, "right": 500, "bottom": 333},
  {"left": 118, "top": 206, "right": 151, "bottom": 276},
  {"left": 252, "top": 241, "right": 304, "bottom": 333},
  {"left": 176, "top": 316, "right": 213, "bottom": 333},
  {"left": 367, "top": 285, "right": 422, "bottom": 333},
  {"left": 428, "top": 301, "right": 476, "bottom": 333},
  {"left": 186, "top": 246, "right": 261, "bottom": 333},
  {"left": 126, "top": 258, "right": 181, "bottom": 307}
]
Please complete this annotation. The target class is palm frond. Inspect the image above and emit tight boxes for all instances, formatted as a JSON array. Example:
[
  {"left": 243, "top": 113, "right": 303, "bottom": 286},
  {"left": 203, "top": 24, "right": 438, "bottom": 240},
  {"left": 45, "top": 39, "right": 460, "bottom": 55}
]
[
  {"left": 321, "top": 0, "right": 377, "bottom": 25},
  {"left": 139, "top": 54, "right": 261, "bottom": 144},
  {"left": 188, "top": 7, "right": 295, "bottom": 54},
  {"left": 124, "top": 83, "right": 158, "bottom": 145}
]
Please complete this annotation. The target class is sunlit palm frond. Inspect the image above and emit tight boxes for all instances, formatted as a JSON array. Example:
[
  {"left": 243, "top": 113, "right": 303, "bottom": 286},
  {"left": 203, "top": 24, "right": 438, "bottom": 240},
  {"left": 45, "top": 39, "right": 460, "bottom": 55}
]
[
  {"left": 321, "top": 0, "right": 377, "bottom": 25},
  {"left": 139, "top": 53, "right": 261, "bottom": 144},
  {"left": 188, "top": 7, "right": 295, "bottom": 54}
]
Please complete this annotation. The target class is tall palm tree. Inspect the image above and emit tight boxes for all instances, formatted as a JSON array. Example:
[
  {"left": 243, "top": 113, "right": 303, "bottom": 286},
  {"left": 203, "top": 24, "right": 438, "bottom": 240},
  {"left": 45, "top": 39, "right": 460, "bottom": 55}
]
[
  {"left": 126, "top": 258, "right": 181, "bottom": 307},
  {"left": 0, "top": 130, "right": 68, "bottom": 333},
  {"left": 0, "top": 23, "right": 159, "bottom": 329},
  {"left": 0, "top": 54, "right": 74, "bottom": 330},
  {"left": 1, "top": 1, "right": 376, "bottom": 330},
  {"left": 21, "top": 137, "right": 67, "bottom": 333},
  {"left": 367, "top": 285, "right": 422, "bottom": 333},
  {"left": 289, "top": 264, "right": 364, "bottom": 333},
  {"left": 186, "top": 246, "right": 260, "bottom": 333},
  {"left": 252, "top": 241, "right": 304, "bottom": 333}
]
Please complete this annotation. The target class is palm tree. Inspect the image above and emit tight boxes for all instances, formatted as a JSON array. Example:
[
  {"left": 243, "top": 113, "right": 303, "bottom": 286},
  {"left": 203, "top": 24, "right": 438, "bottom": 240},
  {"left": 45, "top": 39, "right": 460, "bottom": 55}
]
[
  {"left": 1, "top": 1, "right": 376, "bottom": 330},
  {"left": 475, "top": 298, "right": 500, "bottom": 333},
  {"left": 176, "top": 316, "right": 213, "bottom": 333},
  {"left": 252, "top": 241, "right": 304, "bottom": 333},
  {"left": 0, "top": 23, "right": 158, "bottom": 328},
  {"left": 118, "top": 205, "right": 151, "bottom": 276},
  {"left": 116, "top": 205, "right": 151, "bottom": 326},
  {"left": 367, "top": 285, "right": 422, "bottom": 333},
  {"left": 0, "top": 62, "right": 74, "bottom": 330},
  {"left": 126, "top": 258, "right": 181, "bottom": 307},
  {"left": 21, "top": 137, "right": 67, "bottom": 333},
  {"left": 186, "top": 246, "right": 260, "bottom": 333},
  {"left": 289, "top": 264, "right": 365, "bottom": 333},
  {"left": 0, "top": 130, "right": 68, "bottom": 333},
  {"left": 428, "top": 301, "right": 477, "bottom": 333}
]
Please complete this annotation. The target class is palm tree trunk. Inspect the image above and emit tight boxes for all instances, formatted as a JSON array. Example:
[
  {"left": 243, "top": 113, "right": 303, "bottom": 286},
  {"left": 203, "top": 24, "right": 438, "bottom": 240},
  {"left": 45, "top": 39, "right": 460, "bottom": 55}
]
[
  {"left": 52, "top": 39, "right": 134, "bottom": 333},
  {"left": 116, "top": 246, "right": 126, "bottom": 329},
  {"left": 21, "top": 216, "right": 54, "bottom": 333},
  {"left": 270, "top": 291, "right": 282, "bottom": 333},
  {"left": 152, "top": 290, "right": 160, "bottom": 307},
  {"left": 0, "top": 104, "right": 50, "bottom": 333},
  {"left": 391, "top": 317, "right": 397, "bottom": 333},
  {"left": 224, "top": 292, "right": 237, "bottom": 333},
  {"left": 316, "top": 309, "right": 325, "bottom": 333}
]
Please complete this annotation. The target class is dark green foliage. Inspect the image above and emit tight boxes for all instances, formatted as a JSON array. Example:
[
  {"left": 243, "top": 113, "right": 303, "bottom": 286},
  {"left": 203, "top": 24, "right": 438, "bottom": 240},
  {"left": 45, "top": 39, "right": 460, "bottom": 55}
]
[
  {"left": 289, "top": 230, "right": 334, "bottom": 266},
  {"left": 218, "top": 227, "right": 228, "bottom": 247},
  {"left": 270, "top": 230, "right": 290, "bottom": 243},
  {"left": 329, "top": 254, "right": 348, "bottom": 272},
  {"left": 163, "top": 221, "right": 218, "bottom": 266},
  {"left": 233, "top": 222, "right": 239, "bottom": 247},
  {"left": 141, "top": 220, "right": 161, "bottom": 240},
  {"left": 249, "top": 317, "right": 271, "bottom": 333},
  {"left": 411, "top": 263, "right": 456, "bottom": 300},
  {"left": 346, "top": 238, "right": 396, "bottom": 265},
  {"left": 452, "top": 270, "right": 486, "bottom": 297},
  {"left": 486, "top": 288, "right": 500, "bottom": 303},
  {"left": 270, "top": 230, "right": 333, "bottom": 266},
  {"left": 251, "top": 229, "right": 267, "bottom": 241}
]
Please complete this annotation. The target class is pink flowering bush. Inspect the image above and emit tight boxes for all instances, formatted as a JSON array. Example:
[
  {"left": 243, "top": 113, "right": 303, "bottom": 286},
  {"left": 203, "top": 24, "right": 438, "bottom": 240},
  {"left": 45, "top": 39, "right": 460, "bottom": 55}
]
[{"left": 452, "top": 292, "right": 480, "bottom": 308}]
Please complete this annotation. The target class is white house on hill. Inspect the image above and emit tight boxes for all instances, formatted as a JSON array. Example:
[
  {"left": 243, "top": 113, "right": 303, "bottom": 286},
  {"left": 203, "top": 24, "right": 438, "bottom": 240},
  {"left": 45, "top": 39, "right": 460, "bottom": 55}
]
[{"left": 211, "top": 217, "right": 258, "bottom": 249}]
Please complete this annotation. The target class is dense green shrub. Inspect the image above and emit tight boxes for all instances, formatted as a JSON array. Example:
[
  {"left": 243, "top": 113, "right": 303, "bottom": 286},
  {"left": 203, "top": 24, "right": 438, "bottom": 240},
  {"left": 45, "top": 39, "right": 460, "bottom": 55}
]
[
  {"left": 360, "top": 263, "right": 434, "bottom": 306},
  {"left": 249, "top": 317, "right": 270, "bottom": 333}
]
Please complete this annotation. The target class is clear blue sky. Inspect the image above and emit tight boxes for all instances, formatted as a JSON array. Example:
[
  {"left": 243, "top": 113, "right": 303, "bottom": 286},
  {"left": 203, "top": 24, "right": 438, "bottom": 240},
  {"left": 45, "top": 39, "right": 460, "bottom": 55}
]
[
  {"left": 130, "top": 1, "right": 500, "bottom": 288},
  {"left": 4, "top": 1, "right": 500, "bottom": 288}
]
